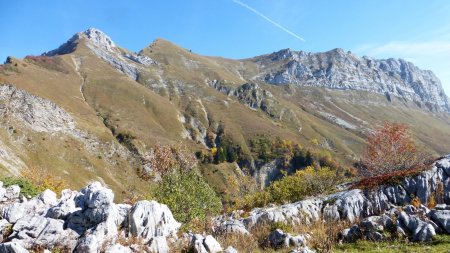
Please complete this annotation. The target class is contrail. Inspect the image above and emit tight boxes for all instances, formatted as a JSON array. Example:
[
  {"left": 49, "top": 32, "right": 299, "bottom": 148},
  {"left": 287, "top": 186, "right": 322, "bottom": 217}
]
[{"left": 231, "top": 0, "right": 305, "bottom": 42}]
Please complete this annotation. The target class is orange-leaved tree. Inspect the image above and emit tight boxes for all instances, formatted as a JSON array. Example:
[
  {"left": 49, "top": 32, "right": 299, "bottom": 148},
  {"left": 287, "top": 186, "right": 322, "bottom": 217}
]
[{"left": 360, "top": 122, "right": 428, "bottom": 177}]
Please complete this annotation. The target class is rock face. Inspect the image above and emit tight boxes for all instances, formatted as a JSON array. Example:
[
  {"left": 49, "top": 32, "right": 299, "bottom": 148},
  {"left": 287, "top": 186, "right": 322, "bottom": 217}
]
[
  {"left": 0, "top": 182, "right": 181, "bottom": 252},
  {"left": 254, "top": 48, "right": 450, "bottom": 112},
  {"left": 208, "top": 80, "right": 301, "bottom": 128},
  {"left": 216, "top": 155, "right": 450, "bottom": 242},
  {"left": 0, "top": 85, "right": 78, "bottom": 135}
]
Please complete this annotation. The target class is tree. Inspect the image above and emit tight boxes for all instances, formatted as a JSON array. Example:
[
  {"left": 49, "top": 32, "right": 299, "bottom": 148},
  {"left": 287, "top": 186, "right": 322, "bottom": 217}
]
[{"left": 360, "top": 122, "right": 427, "bottom": 177}]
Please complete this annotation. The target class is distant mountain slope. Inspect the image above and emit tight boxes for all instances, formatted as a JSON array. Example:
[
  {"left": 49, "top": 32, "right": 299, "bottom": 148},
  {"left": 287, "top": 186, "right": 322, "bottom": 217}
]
[
  {"left": 1, "top": 28, "right": 450, "bottom": 196},
  {"left": 245, "top": 48, "right": 450, "bottom": 112}
]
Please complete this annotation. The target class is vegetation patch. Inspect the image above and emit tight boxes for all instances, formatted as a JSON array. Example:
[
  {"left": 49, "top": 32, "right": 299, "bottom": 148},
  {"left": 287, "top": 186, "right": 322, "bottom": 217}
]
[
  {"left": 24, "top": 55, "right": 70, "bottom": 74},
  {"left": 335, "top": 234, "right": 450, "bottom": 253},
  {"left": 235, "top": 166, "right": 344, "bottom": 210}
]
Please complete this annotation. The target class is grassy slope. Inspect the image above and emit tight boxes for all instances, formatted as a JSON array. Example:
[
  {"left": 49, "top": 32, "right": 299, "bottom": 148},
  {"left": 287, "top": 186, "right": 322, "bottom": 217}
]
[
  {"left": 334, "top": 234, "right": 450, "bottom": 253},
  {"left": 1, "top": 35, "right": 450, "bottom": 200},
  {"left": 0, "top": 51, "right": 151, "bottom": 199}
]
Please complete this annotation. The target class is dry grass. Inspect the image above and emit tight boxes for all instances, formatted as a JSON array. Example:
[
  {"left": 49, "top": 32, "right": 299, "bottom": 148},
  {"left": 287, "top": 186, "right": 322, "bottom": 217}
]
[
  {"left": 215, "top": 219, "right": 352, "bottom": 253},
  {"left": 21, "top": 166, "right": 69, "bottom": 196}
]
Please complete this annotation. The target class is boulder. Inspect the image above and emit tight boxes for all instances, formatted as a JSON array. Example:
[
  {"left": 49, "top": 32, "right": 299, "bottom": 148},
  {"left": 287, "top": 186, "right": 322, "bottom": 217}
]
[
  {"left": 128, "top": 200, "right": 180, "bottom": 243},
  {"left": 67, "top": 182, "right": 115, "bottom": 234},
  {"left": 341, "top": 225, "right": 362, "bottom": 243},
  {"left": 190, "top": 234, "right": 223, "bottom": 253},
  {"left": 4, "top": 185, "right": 20, "bottom": 200},
  {"left": 266, "top": 229, "right": 288, "bottom": 248},
  {"left": 217, "top": 220, "right": 250, "bottom": 235},
  {"left": 266, "top": 229, "right": 308, "bottom": 249},
  {"left": 397, "top": 212, "right": 435, "bottom": 242},
  {"left": 332, "top": 189, "right": 368, "bottom": 223},
  {"left": 289, "top": 247, "right": 316, "bottom": 253},
  {"left": 203, "top": 235, "right": 222, "bottom": 253},
  {"left": 0, "top": 242, "right": 29, "bottom": 253},
  {"left": 105, "top": 244, "right": 132, "bottom": 253},
  {"left": 192, "top": 234, "right": 208, "bottom": 253},
  {"left": 46, "top": 189, "right": 78, "bottom": 220},
  {"left": 148, "top": 236, "right": 169, "bottom": 253},
  {"left": 115, "top": 203, "right": 131, "bottom": 228},
  {"left": 430, "top": 209, "right": 450, "bottom": 233},
  {"left": 224, "top": 246, "right": 238, "bottom": 253},
  {"left": 9, "top": 215, "right": 78, "bottom": 250}
]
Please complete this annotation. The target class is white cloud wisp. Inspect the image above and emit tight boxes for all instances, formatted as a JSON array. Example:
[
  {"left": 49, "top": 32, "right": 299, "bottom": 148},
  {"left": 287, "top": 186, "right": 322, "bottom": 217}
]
[{"left": 231, "top": 0, "right": 306, "bottom": 42}]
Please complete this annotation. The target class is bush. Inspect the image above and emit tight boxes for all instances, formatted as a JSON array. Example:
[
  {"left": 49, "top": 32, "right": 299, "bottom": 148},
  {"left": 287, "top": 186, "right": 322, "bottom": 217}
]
[
  {"left": 146, "top": 143, "right": 222, "bottom": 231},
  {"left": 0, "top": 177, "right": 41, "bottom": 197},
  {"left": 360, "top": 122, "right": 428, "bottom": 177},
  {"left": 237, "top": 166, "right": 342, "bottom": 209},
  {"left": 154, "top": 169, "right": 222, "bottom": 228},
  {"left": 140, "top": 143, "right": 197, "bottom": 180},
  {"left": 21, "top": 167, "right": 69, "bottom": 195}
]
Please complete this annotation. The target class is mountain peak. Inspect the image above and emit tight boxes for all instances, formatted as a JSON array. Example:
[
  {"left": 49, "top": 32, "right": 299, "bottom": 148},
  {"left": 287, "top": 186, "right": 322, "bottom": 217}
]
[
  {"left": 78, "top": 28, "right": 116, "bottom": 52},
  {"left": 43, "top": 28, "right": 116, "bottom": 56}
]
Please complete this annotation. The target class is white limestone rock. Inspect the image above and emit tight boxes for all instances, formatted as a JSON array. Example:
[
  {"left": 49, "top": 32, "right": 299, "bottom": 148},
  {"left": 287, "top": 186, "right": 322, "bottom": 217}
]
[
  {"left": 3, "top": 190, "right": 58, "bottom": 223},
  {"left": 128, "top": 200, "right": 181, "bottom": 243},
  {"left": 397, "top": 211, "right": 435, "bottom": 242},
  {"left": 105, "top": 244, "right": 132, "bottom": 253},
  {"left": 9, "top": 215, "right": 78, "bottom": 250},
  {"left": 4, "top": 185, "right": 20, "bottom": 200},
  {"left": 224, "top": 246, "right": 238, "bottom": 253},
  {"left": 430, "top": 209, "right": 450, "bottom": 233},
  {"left": 260, "top": 48, "right": 450, "bottom": 112},
  {"left": 148, "top": 236, "right": 169, "bottom": 253},
  {"left": 203, "top": 235, "right": 222, "bottom": 253},
  {"left": 0, "top": 242, "right": 29, "bottom": 253}
]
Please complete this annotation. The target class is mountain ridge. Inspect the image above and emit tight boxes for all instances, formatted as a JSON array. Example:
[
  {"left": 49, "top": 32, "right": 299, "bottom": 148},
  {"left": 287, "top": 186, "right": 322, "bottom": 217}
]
[
  {"left": 40, "top": 28, "right": 449, "bottom": 113},
  {"left": 2, "top": 27, "right": 450, "bottom": 198}
]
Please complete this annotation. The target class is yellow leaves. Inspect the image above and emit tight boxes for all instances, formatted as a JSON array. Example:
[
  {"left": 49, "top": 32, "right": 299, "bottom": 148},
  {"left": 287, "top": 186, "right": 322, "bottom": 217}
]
[
  {"left": 310, "top": 138, "right": 319, "bottom": 146},
  {"left": 210, "top": 147, "right": 218, "bottom": 156},
  {"left": 141, "top": 142, "right": 197, "bottom": 180},
  {"left": 21, "top": 167, "right": 69, "bottom": 196},
  {"left": 411, "top": 196, "right": 421, "bottom": 208}
]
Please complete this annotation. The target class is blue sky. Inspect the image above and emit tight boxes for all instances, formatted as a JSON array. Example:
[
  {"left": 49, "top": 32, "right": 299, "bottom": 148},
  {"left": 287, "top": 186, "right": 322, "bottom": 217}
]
[{"left": 1, "top": 0, "right": 450, "bottom": 94}]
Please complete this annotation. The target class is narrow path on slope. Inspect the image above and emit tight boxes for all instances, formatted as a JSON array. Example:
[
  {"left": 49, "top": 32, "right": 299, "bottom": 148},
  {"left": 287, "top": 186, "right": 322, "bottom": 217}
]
[{"left": 71, "top": 56, "right": 88, "bottom": 104}]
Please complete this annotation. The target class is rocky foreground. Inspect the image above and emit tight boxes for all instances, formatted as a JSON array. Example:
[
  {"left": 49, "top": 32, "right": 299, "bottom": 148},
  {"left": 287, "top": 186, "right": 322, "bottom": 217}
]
[{"left": 2, "top": 156, "right": 450, "bottom": 252}]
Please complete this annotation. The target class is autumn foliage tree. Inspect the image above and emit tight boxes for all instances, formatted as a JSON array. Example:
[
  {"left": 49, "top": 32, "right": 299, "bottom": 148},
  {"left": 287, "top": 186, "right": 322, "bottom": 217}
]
[{"left": 360, "top": 122, "right": 428, "bottom": 177}]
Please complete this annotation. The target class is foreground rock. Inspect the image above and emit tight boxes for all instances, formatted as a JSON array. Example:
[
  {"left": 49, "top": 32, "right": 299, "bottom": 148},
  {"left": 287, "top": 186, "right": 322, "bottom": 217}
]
[
  {"left": 215, "top": 155, "right": 450, "bottom": 243},
  {"left": 0, "top": 182, "right": 181, "bottom": 252}
]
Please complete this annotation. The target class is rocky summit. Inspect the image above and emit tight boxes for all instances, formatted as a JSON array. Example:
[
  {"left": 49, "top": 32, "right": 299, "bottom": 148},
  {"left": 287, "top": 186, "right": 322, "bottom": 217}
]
[{"left": 254, "top": 48, "right": 449, "bottom": 112}]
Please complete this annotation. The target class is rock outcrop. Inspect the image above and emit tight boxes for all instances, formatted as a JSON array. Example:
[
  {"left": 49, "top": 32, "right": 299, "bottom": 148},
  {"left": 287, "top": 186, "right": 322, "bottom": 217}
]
[
  {"left": 215, "top": 155, "right": 450, "bottom": 242},
  {"left": 0, "top": 85, "right": 78, "bottom": 135},
  {"left": 0, "top": 182, "right": 181, "bottom": 252},
  {"left": 254, "top": 48, "right": 450, "bottom": 112}
]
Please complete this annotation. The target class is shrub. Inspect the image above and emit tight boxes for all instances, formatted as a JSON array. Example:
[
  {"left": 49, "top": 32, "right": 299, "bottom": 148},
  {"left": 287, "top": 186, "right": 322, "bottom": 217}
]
[
  {"left": 146, "top": 143, "right": 221, "bottom": 231},
  {"left": 154, "top": 169, "right": 222, "bottom": 229},
  {"left": 0, "top": 177, "right": 41, "bottom": 197},
  {"left": 21, "top": 167, "right": 69, "bottom": 195},
  {"left": 141, "top": 143, "right": 197, "bottom": 180},
  {"left": 1, "top": 167, "right": 69, "bottom": 197},
  {"left": 360, "top": 122, "right": 429, "bottom": 177},
  {"left": 268, "top": 166, "right": 340, "bottom": 204},
  {"left": 24, "top": 55, "right": 69, "bottom": 74},
  {"left": 237, "top": 166, "right": 342, "bottom": 209}
]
